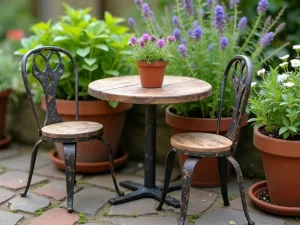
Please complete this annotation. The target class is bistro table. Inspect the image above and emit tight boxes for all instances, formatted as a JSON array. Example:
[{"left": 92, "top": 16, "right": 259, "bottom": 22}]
[{"left": 88, "top": 75, "right": 212, "bottom": 207}]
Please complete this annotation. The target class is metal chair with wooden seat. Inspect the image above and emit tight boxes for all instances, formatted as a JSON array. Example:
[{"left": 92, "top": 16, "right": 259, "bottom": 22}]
[
  {"left": 20, "top": 46, "right": 124, "bottom": 213},
  {"left": 157, "top": 55, "right": 255, "bottom": 225}
]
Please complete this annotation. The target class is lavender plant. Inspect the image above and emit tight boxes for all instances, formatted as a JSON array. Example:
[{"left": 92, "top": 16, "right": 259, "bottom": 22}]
[
  {"left": 250, "top": 45, "right": 300, "bottom": 140},
  {"left": 129, "top": 34, "right": 176, "bottom": 63},
  {"left": 129, "top": 0, "right": 288, "bottom": 118}
]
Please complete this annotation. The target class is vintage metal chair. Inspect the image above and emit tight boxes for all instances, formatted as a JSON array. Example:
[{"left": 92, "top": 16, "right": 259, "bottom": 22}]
[
  {"left": 20, "top": 46, "right": 124, "bottom": 212},
  {"left": 157, "top": 55, "right": 255, "bottom": 225}
]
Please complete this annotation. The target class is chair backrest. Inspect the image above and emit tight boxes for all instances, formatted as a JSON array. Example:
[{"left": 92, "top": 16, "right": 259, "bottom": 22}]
[
  {"left": 216, "top": 55, "right": 253, "bottom": 150},
  {"left": 21, "top": 46, "right": 79, "bottom": 137}
]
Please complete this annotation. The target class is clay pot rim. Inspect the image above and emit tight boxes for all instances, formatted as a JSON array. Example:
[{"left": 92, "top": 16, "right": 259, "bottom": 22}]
[
  {"left": 0, "top": 135, "right": 12, "bottom": 148},
  {"left": 248, "top": 181, "right": 300, "bottom": 216},
  {"left": 136, "top": 61, "right": 169, "bottom": 67},
  {"left": 254, "top": 126, "right": 300, "bottom": 144},
  {"left": 0, "top": 89, "right": 12, "bottom": 98}
]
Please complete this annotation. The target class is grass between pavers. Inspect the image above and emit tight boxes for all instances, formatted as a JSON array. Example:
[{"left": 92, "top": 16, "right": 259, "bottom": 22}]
[
  {"left": 77, "top": 212, "right": 88, "bottom": 224},
  {"left": 187, "top": 213, "right": 200, "bottom": 223}
]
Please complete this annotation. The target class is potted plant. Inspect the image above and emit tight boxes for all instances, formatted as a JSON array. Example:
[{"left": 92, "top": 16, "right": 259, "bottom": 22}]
[
  {"left": 248, "top": 45, "right": 300, "bottom": 214},
  {"left": 130, "top": 0, "right": 287, "bottom": 186},
  {"left": 15, "top": 4, "right": 134, "bottom": 171},
  {"left": 129, "top": 34, "right": 176, "bottom": 88}
]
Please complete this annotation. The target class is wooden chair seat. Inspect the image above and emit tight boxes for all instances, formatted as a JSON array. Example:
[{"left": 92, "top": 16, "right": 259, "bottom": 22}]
[
  {"left": 41, "top": 121, "right": 103, "bottom": 139},
  {"left": 171, "top": 132, "right": 232, "bottom": 153}
]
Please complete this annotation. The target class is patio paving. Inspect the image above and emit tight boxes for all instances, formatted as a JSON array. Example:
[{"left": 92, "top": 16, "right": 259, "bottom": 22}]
[{"left": 0, "top": 145, "right": 298, "bottom": 225}]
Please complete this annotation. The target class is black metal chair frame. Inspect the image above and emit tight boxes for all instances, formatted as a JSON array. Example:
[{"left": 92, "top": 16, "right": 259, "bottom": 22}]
[
  {"left": 157, "top": 55, "right": 255, "bottom": 225},
  {"left": 20, "top": 46, "right": 123, "bottom": 212}
]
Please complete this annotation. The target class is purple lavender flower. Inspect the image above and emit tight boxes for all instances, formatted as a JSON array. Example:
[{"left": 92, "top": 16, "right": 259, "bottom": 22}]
[
  {"left": 187, "top": 29, "right": 193, "bottom": 38},
  {"left": 208, "top": 44, "right": 213, "bottom": 51},
  {"left": 167, "top": 36, "right": 176, "bottom": 43},
  {"left": 260, "top": 32, "right": 274, "bottom": 48},
  {"left": 181, "top": 39, "right": 187, "bottom": 45},
  {"left": 172, "top": 16, "right": 181, "bottom": 28},
  {"left": 238, "top": 17, "right": 247, "bottom": 31},
  {"left": 264, "top": 16, "right": 271, "bottom": 27},
  {"left": 220, "top": 37, "right": 228, "bottom": 50},
  {"left": 193, "top": 21, "right": 199, "bottom": 28},
  {"left": 130, "top": 36, "right": 137, "bottom": 45},
  {"left": 275, "top": 23, "right": 286, "bottom": 34},
  {"left": 134, "top": 0, "right": 143, "bottom": 7},
  {"left": 257, "top": 0, "right": 268, "bottom": 14},
  {"left": 142, "top": 33, "right": 150, "bottom": 41},
  {"left": 139, "top": 40, "right": 145, "bottom": 47},
  {"left": 183, "top": 0, "right": 194, "bottom": 15},
  {"left": 214, "top": 5, "right": 226, "bottom": 34},
  {"left": 150, "top": 35, "right": 157, "bottom": 42},
  {"left": 192, "top": 26, "right": 203, "bottom": 41},
  {"left": 128, "top": 17, "right": 136, "bottom": 28},
  {"left": 173, "top": 28, "right": 181, "bottom": 41},
  {"left": 178, "top": 44, "right": 188, "bottom": 57},
  {"left": 157, "top": 39, "right": 165, "bottom": 48},
  {"left": 207, "top": 0, "right": 214, "bottom": 8},
  {"left": 142, "top": 3, "right": 154, "bottom": 20},
  {"left": 230, "top": 0, "right": 240, "bottom": 9}
]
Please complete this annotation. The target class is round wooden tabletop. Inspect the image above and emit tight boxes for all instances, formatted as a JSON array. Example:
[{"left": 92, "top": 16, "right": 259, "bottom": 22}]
[{"left": 88, "top": 76, "right": 212, "bottom": 104}]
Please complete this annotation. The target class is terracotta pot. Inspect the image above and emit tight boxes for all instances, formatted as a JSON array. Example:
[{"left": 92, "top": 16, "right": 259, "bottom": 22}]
[
  {"left": 254, "top": 127, "right": 300, "bottom": 207},
  {"left": 137, "top": 61, "right": 168, "bottom": 88},
  {"left": 0, "top": 89, "right": 12, "bottom": 144},
  {"left": 41, "top": 99, "right": 132, "bottom": 163},
  {"left": 165, "top": 106, "right": 248, "bottom": 187}
]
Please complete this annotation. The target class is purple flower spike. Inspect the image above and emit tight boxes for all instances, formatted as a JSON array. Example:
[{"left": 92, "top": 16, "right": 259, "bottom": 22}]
[
  {"left": 173, "top": 28, "right": 181, "bottom": 41},
  {"left": 142, "top": 3, "right": 154, "bottom": 20},
  {"left": 150, "top": 35, "right": 157, "bottom": 42},
  {"left": 214, "top": 5, "right": 226, "bottom": 34},
  {"left": 220, "top": 37, "right": 228, "bottom": 50},
  {"left": 230, "top": 0, "right": 240, "bottom": 9},
  {"left": 257, "top": 0, "right": 268, "bottom": 14},
  {"left": 238, "top": 17, "right": 247, "bottom": 31},
  {"left": 183, "top": 0, "right": 194, "bottom": 15},
  {"left": 128, "top": 17, "right": 136, "bottom": 28},
  {"left": 157, "top": 39, "right": 165, "bottom": 48},
  {"left": 187, "top": 29, "right": 193, "bottom": 38},
  {"left": 193, "top": 21, "right": 199, "bottom": 28},
  {"left": 142, "top": 33, "right": 150, "bottom": 41},
  {"left": 207, "top": 0, "right": 214, "bottom": 8},
  {"left": 208, "top": 44, "right": 213, "bottom": 51},
  {"left": 134, "top": 0, "right": 143, "bottom": 7},
  {"left": 172, "top": 16, "right": 181, "bottom": 28},
  {"left": 181, "top": 39, "right": 187, "bottom": 45},
  {"left": 275, "top": 23, "right": 286, "bottom": 34},
  {"left": 260, "top": 32, "right": 274, "bottom": 48},
  {"left": 139, "top": 40, "right": 145, "bottom": 48},
  {"left": 178, "top": 44, "right": 188, "bottom": 58},
  {"left": 167, "top": 36, "right": 176, "bottom": 43},
  {"left": 192, "top": 26, "right": 203, "bottom": 41},
  {"left": 130, "top": 36, "right": 137, "bottom": 45}
]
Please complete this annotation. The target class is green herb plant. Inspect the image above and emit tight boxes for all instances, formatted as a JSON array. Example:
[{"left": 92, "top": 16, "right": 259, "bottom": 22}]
[{"left": 16, "top": 4, "right": 133, "bottom": 105}]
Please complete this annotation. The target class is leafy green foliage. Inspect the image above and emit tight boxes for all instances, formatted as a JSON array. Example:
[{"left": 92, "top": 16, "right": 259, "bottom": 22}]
[
  {"left": 250, "top": 47, "right": 300, "bottom": 139},
  {"left": 16, "top": 4, "right": 134, "bottom": 102},
  {"left": 131, "top": 0, "right": 286, "bottom": 118},
  {"left": 78, "top": 212, "right": 87, "bottom": 224},
  {"left": 34, "top": 209, "right": 44, "bottom": 217}
]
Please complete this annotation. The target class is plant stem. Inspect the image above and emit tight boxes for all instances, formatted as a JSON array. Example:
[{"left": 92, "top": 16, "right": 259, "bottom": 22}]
[
  {"left": 233, "top": 4, "right": 238, "bottom": 36},
  {"left": 259, "top": 42, "right": 290, "bottom": 66},
  {"left": 175, "top": 0, "right": 187, "bottom": 37},
  {"left": 185, "top": 58, "right": 195, "bottom": 76}
]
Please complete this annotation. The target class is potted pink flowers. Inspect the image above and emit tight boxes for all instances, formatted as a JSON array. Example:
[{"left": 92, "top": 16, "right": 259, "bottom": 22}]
[{"left": 129, "top": 33, "right": 176, "bottom": 88}]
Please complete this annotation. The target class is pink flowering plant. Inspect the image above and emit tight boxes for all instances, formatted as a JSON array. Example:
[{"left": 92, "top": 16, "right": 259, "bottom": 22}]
[
  {"left": 129, "top": 0, "right": 288, "bottom": 118},
  {"left": 129, "top": 33, "right": 176, "bottom": 63},
  {"left": 249, "top": 45, "right": 300, "bottom": 139}
]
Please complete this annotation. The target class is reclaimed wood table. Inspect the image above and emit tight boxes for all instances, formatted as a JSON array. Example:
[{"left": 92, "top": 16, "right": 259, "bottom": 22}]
[{"left": 88, "top": 75, "right": 212, "bottom": 207}]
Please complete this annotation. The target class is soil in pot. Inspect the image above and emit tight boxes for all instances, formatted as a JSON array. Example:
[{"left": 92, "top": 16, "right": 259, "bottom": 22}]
[
  {"left": 254, "top": 127, "right": 300, "bottom": 207},
  {"left": 166, "top": 106, "right": 248, "bottom": 187},
  {"left": 0, "top": 89, "right": 12, "bottom": 147},
  {"left": 137, "top": 61, "right": 168, "bottom": 88},
  {"left": 42, "top": 99, "right": 132, "bottom": 163}
]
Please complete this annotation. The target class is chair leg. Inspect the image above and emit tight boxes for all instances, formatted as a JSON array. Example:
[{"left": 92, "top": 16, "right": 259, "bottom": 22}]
[
  {"left": 227, "top": 156, "right": 255, "bottom": 225},
  {"left": 218, "top": 156, "right": 230, "bottom": 206},
  {"left": 178, "top": 157, "right": 200, "bottom": 225},
  {"left": 156, "top": 150, "right": 176, "bottom": 210},
  {"left": 21, "top": 139, "right": 44, "bottom": 197},
  {"left": 64, "top": 143, "right": 77, "bottom": 213},
  {"left": 99, "top": 137, "right": 124, "bottom": 196}
]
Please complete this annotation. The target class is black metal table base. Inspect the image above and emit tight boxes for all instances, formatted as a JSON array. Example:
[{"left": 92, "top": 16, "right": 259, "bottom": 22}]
[{"left": 108, "top": 180, "right": 181, "bottom": 208}]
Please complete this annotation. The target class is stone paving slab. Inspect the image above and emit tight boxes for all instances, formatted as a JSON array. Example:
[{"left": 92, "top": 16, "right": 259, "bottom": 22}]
[
  {"left": 34, "top": 164, "right": 83, "bottom": 180},
  {"left": 0, "top": 171, "right": 47, "bottom": 189},
  {"left": 60, "top": 187, "right": 116, "bottom": 216},
  {"left": 169, "top": 187, "right": 218, "bottom": 215},
  {"left": 0, "top": 153, "right": 51, "bottom": 171},
  {"left": 0, "top": 148, "right": 19, "bottom": 160},
  {"left": 0, "top": 188, "right": 14, "bottom": 204},
  {"left": 230, "top": 197, "right": 262, "bottom": 214},
  {"left": 28, "top": 208, "right": 79, "bottom": 225},
  {"left": 33, "top": 180, "right": 80, "bottom": 200},
  {"left": 195, "top": 208, "right": 285, "bottom": 225},
  {"left": 135, "top": 165, "right": 181, "bottom": 182},
  {"left": 0, "top": 168, "right": 4, "bottom": 174},
  {"left": 109, "top": 198, "right": 158, "bottom": 216},
  {"left": 9, "top": 193, "right": 50, "bottom": 213},
  {"left": 103, "top": 216, "right": 178, "bottom": 225},
  {"left": 0, "top": 210, "right": 23, "bottom": 225},
  {"left": 120, "top": 161, "right": 143, "bottom": 174}
]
